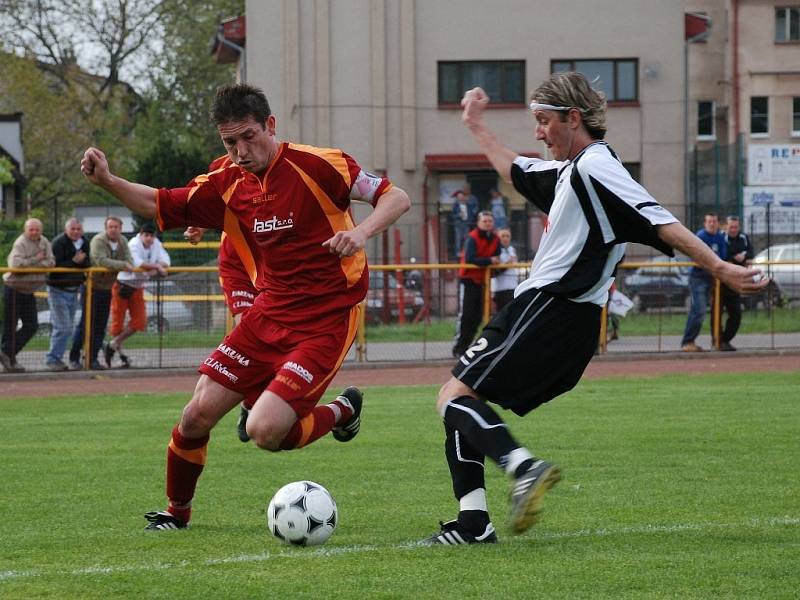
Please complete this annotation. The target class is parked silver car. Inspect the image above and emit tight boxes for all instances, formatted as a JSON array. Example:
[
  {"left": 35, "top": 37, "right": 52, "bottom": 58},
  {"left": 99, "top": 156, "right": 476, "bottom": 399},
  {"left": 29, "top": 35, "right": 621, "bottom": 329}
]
[{"left": 752, "top": 243, "right": 800, "bottom": 302}]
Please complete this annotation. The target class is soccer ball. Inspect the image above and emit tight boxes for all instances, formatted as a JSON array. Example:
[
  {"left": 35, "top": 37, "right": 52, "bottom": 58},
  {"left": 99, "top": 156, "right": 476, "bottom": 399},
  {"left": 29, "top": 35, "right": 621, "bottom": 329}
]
[{"left": 267, "top": 480, "right": 338, "bottom": 546}]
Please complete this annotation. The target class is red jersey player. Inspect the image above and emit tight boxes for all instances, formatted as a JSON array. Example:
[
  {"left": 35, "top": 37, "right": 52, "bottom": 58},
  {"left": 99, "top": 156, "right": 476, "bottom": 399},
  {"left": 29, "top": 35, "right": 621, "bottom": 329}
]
[{"left": 81, "top": 83, "right": 411, "bottom": 531}]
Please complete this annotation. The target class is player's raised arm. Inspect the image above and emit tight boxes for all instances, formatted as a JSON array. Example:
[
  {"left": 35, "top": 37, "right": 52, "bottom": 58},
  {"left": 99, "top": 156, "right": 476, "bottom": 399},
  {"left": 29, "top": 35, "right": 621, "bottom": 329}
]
[
  {"left": 81, "top": 147, "right": 158, "bottom": 219},
  {"left": 461, "top": 87, "right": 518, "bottom": 183},
  {"left": 656, "top": 221, "right": 768, "bottom": 295}
]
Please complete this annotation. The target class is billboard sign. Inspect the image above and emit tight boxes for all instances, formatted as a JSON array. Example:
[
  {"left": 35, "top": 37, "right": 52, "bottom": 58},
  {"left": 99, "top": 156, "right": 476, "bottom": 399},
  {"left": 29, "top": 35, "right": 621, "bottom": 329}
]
[{"left": 748, "top": 144, "right": 800, "bottom": 185}]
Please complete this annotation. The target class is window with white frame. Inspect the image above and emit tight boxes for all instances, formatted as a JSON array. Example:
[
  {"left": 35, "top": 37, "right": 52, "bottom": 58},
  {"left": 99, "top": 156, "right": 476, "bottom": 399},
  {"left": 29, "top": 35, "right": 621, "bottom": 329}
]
[
  {"left": 775, "top": 6, "right": 800, "bottom": 42},
  {"left": 697, "top": 101, "right": 715, "bottom": 139},
  {"left": 551, "top": 59, "right": 638, "bottom": 102},
  {"left": 793, "top": 97, "right": 800, "bottom": 136},
  {"left": 750, "top": 97, "right": 769, "bottom": 136}
]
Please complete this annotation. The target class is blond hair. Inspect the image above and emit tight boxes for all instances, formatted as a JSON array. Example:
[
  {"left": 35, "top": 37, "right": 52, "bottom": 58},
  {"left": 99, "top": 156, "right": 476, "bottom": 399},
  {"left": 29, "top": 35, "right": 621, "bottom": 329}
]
[{"left": 532, "top": 72, "right": 607, "bottom": 139}]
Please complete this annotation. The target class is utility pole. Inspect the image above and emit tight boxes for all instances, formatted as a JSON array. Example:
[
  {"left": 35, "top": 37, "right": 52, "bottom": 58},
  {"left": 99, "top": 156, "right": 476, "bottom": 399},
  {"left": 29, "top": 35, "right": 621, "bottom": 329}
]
[{"left": 684, "top": 12, "right": 712, "bottom": 225}]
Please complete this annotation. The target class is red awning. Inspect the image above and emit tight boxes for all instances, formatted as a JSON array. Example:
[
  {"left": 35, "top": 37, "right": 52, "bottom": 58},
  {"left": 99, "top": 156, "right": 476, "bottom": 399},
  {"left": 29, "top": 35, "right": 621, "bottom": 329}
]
[{"left": 212, "top": 15, "right": 246, "bottom": 64}]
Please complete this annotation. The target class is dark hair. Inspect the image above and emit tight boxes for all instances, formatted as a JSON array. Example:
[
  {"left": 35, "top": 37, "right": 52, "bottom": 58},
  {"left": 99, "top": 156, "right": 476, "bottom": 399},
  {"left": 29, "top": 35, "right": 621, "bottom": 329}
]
[
  {"left": 211, "top": 84, "right": 271, "bottom": 126},
  {"left": 704, "top": 212, "right": 718, "bottom": 219},
  {"left": 726, "top": 215, "right": 740, "bottom": 222},
  {"left": 139, "top": 222, "right": 156, "bottom": 234}
]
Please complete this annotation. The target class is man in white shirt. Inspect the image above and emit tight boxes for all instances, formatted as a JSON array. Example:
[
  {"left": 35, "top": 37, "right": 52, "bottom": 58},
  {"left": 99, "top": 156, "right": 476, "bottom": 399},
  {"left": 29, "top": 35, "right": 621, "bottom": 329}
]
[{"left": 105, "top": 222, "right": 170, "bottom": 367}]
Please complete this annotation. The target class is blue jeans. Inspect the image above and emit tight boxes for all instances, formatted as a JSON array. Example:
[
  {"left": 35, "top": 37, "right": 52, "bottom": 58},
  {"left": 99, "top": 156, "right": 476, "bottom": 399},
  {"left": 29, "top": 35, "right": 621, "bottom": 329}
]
[
  {"left": 46, "top": 286, "right": 81, "bottom": 363},
  {"left": 681, "top": 274, "right": 711, "bottom": 345},
  {"left": 70, "top": 288, "right": 112, "bottom": 363}
]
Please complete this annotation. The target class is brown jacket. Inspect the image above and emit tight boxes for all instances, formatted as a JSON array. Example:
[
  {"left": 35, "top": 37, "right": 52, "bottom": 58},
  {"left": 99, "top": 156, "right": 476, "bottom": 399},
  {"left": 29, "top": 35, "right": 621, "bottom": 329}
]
[
  {"left": 89, "top": 232, "right": 133, "bottom": 290},
  {"left": 3, "top": 233, "right": 55, "bottom": 294}
]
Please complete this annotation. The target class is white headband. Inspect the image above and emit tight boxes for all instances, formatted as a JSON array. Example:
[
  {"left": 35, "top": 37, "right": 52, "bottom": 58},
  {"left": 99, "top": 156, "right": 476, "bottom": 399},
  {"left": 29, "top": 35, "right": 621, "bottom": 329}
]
[{"left": 529, "top": 102, "right": 573, "bottom": 112}]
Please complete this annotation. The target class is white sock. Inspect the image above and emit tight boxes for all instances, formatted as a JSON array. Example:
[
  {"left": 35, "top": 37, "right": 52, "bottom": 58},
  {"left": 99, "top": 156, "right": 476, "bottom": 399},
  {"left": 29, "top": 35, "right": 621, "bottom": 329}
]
[
  {"left": 327, "top": 402, "right": 342, "bottom": 422},
  {"left": 459, "top": 488, "right": 488, "bottom": 513},
  {"left": 503, "top": 447, "right": 534, "bottom": 476}
]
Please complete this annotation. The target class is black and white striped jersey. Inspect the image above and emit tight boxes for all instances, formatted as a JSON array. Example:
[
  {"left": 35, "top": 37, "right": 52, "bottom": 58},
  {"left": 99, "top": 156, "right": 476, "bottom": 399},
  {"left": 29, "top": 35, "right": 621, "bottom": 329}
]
[{"left": 511, "top": 141, "right": 678, "bottom": 306}]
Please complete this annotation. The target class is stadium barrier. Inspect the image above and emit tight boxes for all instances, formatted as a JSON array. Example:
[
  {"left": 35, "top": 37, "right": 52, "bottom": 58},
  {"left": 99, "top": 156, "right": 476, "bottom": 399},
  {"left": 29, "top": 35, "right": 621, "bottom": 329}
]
[{"left": 1, "top": 258, "right": 798, "bottom": 372}]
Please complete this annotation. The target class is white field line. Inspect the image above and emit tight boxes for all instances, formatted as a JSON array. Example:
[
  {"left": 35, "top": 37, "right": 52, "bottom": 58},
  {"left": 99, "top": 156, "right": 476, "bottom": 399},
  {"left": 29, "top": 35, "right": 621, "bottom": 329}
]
[{"left": 1, "top": 516, "right": 797, "bottom": 583}]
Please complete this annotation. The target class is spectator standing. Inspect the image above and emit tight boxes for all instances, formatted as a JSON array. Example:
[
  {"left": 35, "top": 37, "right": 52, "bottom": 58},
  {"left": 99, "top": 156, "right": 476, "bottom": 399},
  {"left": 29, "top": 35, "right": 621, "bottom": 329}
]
[
  {"left": 453, "top": 211, "right": 500, "bottom": 357},
  {"left": 451, "top": 190, "right": 479, "bottom": 258},
  {"left": 77, "top": 216, "right": 133, "bottom": 370},
  {"left": 490, "top": 227, "right": 518, "bottom": 311},
  {"left": 719, "top": 216, "right": 754, "bottom": 351},
  {"left": 489, "top": 188, "right": 509, "bottom": 229},
  {"left": 1, "top": 218, "right": 54, "bottom": 372},
  {"left": 105, "top": 222, "right": 170, "bottom": 367},
  {"left": 45, "top": 218, "right": 90, "bottom": 371},
  {"left": 681, "top": 213, "right": 727, "bottom": 352}
]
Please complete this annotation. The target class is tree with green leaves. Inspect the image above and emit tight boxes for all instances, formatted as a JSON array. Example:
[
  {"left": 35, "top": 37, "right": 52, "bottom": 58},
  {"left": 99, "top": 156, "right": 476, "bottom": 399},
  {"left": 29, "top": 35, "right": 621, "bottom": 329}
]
[{"left": 0, "top": 0, "right": 242, "bottom": 231}]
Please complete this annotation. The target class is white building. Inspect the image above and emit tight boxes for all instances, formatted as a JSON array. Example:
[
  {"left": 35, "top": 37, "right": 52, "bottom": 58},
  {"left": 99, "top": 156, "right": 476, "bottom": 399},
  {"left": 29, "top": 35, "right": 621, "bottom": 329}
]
[{"left": 239, "top": 0, "right": 798, "bottom": 260}]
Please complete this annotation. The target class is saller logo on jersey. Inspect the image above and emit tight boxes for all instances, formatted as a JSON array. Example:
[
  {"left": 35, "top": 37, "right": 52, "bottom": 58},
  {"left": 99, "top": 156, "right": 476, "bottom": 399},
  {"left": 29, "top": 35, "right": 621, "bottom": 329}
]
[
  {"left": 253, "top": 215, "right": 294, "bottom": 233},
  {"left": 283, "top": 361, "right": 313, "bottom": 383}
]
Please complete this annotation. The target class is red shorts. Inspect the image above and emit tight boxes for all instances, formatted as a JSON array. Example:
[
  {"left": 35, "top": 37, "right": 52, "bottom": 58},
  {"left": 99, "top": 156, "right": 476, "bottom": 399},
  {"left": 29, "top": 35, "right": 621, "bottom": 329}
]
[
  {"left": 220, "top": 275, "right": 256, "bottom": 316},
  {"left": 109, "top": 283, "right": 146, "bottom": 335},
  {"left": 198, "top": 303, "right": 361, "bottom": 416}
]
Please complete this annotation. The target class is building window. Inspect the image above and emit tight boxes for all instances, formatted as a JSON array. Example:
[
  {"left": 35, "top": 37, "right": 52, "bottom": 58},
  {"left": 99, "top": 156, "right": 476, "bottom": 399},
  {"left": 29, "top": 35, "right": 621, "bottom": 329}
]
[
  {"left": 775, "top": 6, "right": 800, "bottom": 42},
  {"left": 551, "top": 59, "right": 638, "bottom": 102},
  {"left": 750, "top": 97, "right": 769, "bottom": 136},
  {"left": 697, "top": 101, "right": 715, "bottom": 139},
  {"left": 437, "top": 61, "right": 525, "bottom": 106},
  {"left": 623, "top": 163, "right": 641, "bottom": 183},
  {"left": 793, "top": 97, "right": 800, "bottom": 136}
]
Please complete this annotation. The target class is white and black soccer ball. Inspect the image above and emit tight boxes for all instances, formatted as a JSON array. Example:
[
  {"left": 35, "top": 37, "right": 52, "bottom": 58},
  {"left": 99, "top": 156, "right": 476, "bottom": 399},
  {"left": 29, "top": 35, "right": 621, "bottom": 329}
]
[{"left": 267, "top": 480, "right": 338, "bottom": 546}]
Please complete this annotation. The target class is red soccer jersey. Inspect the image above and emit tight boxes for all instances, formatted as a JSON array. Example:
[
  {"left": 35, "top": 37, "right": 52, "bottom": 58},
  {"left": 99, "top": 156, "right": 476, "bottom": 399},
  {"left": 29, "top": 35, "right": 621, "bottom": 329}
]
[
  {"left": 157, "top": 142, "right": 393, "bottom": 327},
  {"left": 218, "top": 233, "right": 257, "bottom": 315}
]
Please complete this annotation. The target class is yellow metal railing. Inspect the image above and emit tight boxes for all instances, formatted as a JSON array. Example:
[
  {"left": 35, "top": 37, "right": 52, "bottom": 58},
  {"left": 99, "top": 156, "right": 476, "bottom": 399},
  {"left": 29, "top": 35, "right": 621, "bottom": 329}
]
[{"left": 2, "top": 258, "right": 796, "bottom": 367}]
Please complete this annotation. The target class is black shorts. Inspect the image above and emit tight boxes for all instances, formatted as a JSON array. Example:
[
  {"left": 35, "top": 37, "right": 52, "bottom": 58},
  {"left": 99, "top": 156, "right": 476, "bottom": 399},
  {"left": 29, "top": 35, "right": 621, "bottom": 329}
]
[{"left": 452, "top": 288, "right": 601, "bottom": 416}]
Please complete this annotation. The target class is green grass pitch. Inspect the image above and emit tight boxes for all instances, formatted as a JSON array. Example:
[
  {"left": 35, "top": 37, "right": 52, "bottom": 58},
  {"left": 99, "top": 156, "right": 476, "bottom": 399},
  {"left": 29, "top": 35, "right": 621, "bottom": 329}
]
[{"left": 1, "top": 372, "right": 799, "bottom": 599}]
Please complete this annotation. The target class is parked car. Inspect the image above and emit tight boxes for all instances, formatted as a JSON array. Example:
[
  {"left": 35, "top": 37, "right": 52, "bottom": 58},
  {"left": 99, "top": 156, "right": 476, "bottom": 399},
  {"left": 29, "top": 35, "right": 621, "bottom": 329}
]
[
  {"left": 752, "top": 243, "right": 800, "bottom": 304},
  {"left": 620, "top": 256, "right": 690, "bottom": 312},
  {"left": 36, "top": 280, "right": 194, "bottom": 336},
  {"left": 366, "top": 270, "right": 425, "bottom": 325}
]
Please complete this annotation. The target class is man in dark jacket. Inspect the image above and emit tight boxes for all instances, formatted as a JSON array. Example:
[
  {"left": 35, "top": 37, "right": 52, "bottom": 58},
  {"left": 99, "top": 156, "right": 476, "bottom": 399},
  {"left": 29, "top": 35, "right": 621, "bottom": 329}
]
[
  {"left": 46, "top": 218, "right": 90, "bottom": 370},
  {"left": 452, "top": 211, "right": 500, "bottom": 357},
  {"left": 719, "top": 216, "right": 754, "bottom": 351}
]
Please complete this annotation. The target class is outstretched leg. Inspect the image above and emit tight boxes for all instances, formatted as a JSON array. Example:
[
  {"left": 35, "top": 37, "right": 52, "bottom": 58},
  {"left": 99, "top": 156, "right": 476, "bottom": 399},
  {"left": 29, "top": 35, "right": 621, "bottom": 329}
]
[
  {"left": 145, "top": 375, "right": 242, "bottom": 531},
  {"left": 424, "top": 377, "right": 560, "bottom": 544}
]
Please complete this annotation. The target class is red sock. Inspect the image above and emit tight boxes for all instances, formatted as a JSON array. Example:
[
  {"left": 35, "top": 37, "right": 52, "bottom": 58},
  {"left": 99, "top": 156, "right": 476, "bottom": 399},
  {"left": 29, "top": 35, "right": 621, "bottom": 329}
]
[
  {"left": 166, "top": 425, "right": 209, "bottom": 523},
  {"left": 279, "top": 399, "right": 353, "bottom": 450}
]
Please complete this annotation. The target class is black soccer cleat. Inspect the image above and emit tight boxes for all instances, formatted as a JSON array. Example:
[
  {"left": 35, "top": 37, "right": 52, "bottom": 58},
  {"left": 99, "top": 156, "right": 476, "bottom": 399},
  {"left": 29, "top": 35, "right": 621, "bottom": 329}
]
[
  {"left": 144, "top": 511, "right": 188, "bottom": 531},
  {"left": 422, "top": 519, "right": 498, "bottom": 545},
  {"left": 103, "top": 342, "right": 116, "bottom": 368},
  {"left": 331, "top": 386, "right": 363, "bottom": 442},
  {"left": 509, "top": 459, "right": 562, "bottom": 534},
  {"left": 237, "top": 405, "right": 251, "bottom": 443},
  {"left": 118, "top": 352, "right": 131, "bottom": 368}
]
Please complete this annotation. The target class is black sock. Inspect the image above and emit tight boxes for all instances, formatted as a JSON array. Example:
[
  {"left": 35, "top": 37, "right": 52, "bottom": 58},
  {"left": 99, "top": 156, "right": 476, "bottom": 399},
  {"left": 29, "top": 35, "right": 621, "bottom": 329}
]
[
  {"left": 443, "top": 396, "right": 520, "bottom": 466},
  {"left": 444, "top": 421, "right": 486, "bottom": 500}
]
